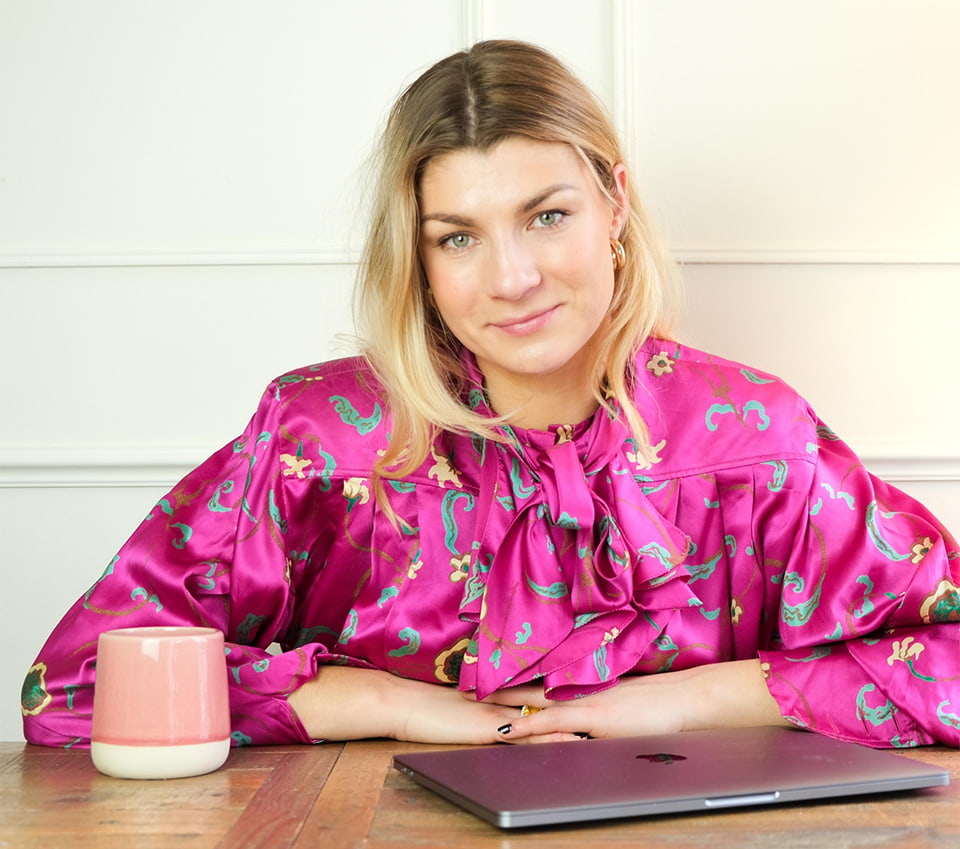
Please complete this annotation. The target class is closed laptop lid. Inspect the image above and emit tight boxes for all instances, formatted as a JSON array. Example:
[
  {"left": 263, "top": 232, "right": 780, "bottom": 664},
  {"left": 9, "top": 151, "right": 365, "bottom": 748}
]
[{"left": 393, "top": 726, "right": 949, "bottom": 828}]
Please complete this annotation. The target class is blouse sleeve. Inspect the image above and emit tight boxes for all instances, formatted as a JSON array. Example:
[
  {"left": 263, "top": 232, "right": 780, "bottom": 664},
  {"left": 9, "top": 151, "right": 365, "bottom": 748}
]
[
  {"left": 757, "top": 413, "right": 960, "bottom": 747},
  {"left": 21, "top": 380, "right": 373, "bottom": 748}
]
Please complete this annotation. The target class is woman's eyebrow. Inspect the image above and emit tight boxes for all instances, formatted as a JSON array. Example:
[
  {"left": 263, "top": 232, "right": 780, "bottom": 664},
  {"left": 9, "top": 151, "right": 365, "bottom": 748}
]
[
  {"left": 421, "top": 184, "right": 580, "bottom": 228},
  {"left": 519, "top": 183, "right": 578, "bottom": 214}
]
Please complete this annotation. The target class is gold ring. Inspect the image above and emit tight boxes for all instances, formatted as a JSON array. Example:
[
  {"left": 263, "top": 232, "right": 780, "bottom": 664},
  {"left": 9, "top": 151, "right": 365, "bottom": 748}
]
[{"left": 520, "top": 704, "right": 542, "bottom": 716}]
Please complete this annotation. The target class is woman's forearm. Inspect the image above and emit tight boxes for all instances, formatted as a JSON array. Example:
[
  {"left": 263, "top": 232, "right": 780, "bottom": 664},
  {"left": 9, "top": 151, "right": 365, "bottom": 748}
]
[{"left": 287, "top": 665, "right": 523, "bottom": 744}]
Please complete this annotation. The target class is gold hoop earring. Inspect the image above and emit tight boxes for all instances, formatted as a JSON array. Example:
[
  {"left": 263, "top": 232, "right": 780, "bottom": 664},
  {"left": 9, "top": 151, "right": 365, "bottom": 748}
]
[{"left": 610, "top": 238, "right": 626, "bottom": 272}]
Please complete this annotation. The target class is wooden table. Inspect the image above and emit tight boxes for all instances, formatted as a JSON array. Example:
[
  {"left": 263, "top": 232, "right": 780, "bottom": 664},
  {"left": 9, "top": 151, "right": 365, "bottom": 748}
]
[{"left": 2, "top": 741, "right": 957, "bottom": 849}]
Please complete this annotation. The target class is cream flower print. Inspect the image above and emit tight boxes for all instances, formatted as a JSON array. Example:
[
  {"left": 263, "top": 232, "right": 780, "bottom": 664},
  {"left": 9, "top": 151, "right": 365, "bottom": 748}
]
[
  {"left": 887, "top": 636, "right": 924, "bottom": 666},
  {"left": 434, "top": 637, "right": 472, "bottom": 684},
  {"left": 428, "top": 446, "right": 462, "bottom": 488},
  {"left": 911, "top": 536, "right": 934, "bottom": 564},
  {"left": 343, "top": 477, "right": 370, "bottom": 506},
  {"left": 407, "top": 559, "right": 423, "bottom": 581},
  {"left": 280, "top": 453, "right": 313, "bottom": 478},
  {"left": 646, "top": 352, "right": 675, "bottom": 377},
  {"left": 730, "top": 599, "right": 744, "bottom": 625},
  {"left": 601, "top": 627, "right": 621, "bottom": 646},
  {"left": 627, "top": 438, "right": 666, "bottom": 470},
  {"left": 449, "top": 553, "right": 470, "bottom": 582}
]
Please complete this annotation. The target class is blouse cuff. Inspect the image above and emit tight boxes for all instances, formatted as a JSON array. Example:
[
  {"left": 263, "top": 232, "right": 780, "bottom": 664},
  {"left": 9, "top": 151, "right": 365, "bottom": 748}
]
[{"left": 758, "top": 647, "right": 929, "bottom": 748}]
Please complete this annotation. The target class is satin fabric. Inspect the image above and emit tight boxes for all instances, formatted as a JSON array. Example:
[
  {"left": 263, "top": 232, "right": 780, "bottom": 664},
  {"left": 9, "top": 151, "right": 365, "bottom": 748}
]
[
  {"left": 457, "top": 356, "right": 693, "bottom": 700},
  {"left": 21, "top": 341, "right": 960, "bottom": 749}
]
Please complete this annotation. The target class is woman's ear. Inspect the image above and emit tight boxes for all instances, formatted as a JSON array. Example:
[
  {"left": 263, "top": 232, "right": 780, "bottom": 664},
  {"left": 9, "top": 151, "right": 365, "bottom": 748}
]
[{"left": 610, "top": 163, "right": 630, "bottom": 238}]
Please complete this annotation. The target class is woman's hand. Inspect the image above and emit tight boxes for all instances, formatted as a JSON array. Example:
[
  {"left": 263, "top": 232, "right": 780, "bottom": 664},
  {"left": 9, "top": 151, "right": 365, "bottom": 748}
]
[
  {"left": 288, "top": 665, "right": 523, "bottom": 745},
  {"left": 474, "top": 659, "right": 791, "bottom": 744}
]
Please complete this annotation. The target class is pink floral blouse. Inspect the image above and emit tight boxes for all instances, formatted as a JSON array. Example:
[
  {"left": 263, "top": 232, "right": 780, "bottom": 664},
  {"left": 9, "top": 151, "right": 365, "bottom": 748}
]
[{"left": 21, "top": 341, "right": 960, "bottom": 748}]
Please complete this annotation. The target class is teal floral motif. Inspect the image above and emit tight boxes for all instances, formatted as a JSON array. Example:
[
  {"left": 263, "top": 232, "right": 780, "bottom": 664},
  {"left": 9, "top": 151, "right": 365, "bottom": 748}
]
[
  {"left": 329, "top": 395, "right": 382, "bottom": 435},
  {"left": 852, "top": 575, "right": 876, "bottom": 619},
  {"left": 170, "top": 522, "right": 193, "bottom": 550},
  {"left": 686, "top": 551, "right": 722, "bottom": 583},
  {"left": 515, "top": 622, "right": 533, "bottom": 645},
  {"left": 637, "top": 542, "right": 677, "bottom": 570},
  {"left": 63, "top": 684, "right": 92, "bottom": 710},
  {"left": 338, "top": 609, "right": 359, "bottom": 644},
  {"left": 764, "top": 461, "right": 788, "bottom": 492},
  {"left": 508, "top": 456, "right": 536, "bottom": 500},
  {"left": 237, "top": 613, "right": 265, "bottom": 642},
  {"left": 294, "top": 625, "right": 338, "bottom": 647},
  {"left": 652, "top": 632, "right": 680, "bottom": 671},
  {"left": 688, "top": 599, "right": 721, "bottom": 620},
  {"left": 740, "top": 368, "right": 775, "bottom": 385},
  {"left": 196, "top": 561, "right": 220, "bottom": 591},
  {"left": 378, "top": 587, "right": 399, "bottom": 608},
  {"left": 781, "top": 570, "right": 825, "bottom": 626},
  {"left": 524, "top": 576, "right": 569, "bottom": 599},
  {"left": 594, "top": 644, "right": 610, "bottom": 680},
  {"left": 865, "top": 502, "right": 911, "bottom": 562},
  {"left": 784, "top": 646, "right": 832, "bottom": 662},
  {"left": 441, "top": 491, "right": 475, "bottom": 554},
  {"left": 268, "top": 490, "right": 286, "bottom": 534},
  {"left": 387, "top": 627, "right": 421, "bottom": 658},
  {"left": 131, "top": 587, "right": 162, "bottom": 612},
  {"left": 937, "top": 700, "right": 960, "bottom": 730},
  {"left": 207, "top": 480, "right": 235, "bottom": 513},
  {"left": 820, "top": 482, "right": 855, "bottom": 510},
  {"left": 856, "top": 684, "right": 898, "bottom": 727},
  {"left": 388, "top": 479, "right": 417, "bottom": 493},
  {"left": 705, "top": 400, "right": 770, "bottom": 432}
]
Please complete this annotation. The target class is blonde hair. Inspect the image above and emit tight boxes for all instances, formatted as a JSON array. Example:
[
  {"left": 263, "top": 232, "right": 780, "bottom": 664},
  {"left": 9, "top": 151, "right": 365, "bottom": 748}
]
[{"left": 356, "top": 40, "right": 683, "bottom": 496}]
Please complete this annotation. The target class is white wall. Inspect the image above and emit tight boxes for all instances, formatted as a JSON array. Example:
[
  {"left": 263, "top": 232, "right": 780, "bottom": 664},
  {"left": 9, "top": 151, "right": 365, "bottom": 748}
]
[{"left": 2, "top": 0, "right": 957, "bottom": 742}]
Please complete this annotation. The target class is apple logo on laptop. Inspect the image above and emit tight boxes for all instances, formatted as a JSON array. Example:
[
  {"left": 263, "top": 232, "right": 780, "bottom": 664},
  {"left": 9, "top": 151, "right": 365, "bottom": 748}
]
[{"left": 636, "top": 753, "right": 688, "bottom": 765}]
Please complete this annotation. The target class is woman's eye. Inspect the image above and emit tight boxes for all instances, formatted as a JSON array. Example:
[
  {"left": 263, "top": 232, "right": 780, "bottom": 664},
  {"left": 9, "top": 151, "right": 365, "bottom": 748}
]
[
  {"left": 534, "top": 210, "right": 565, "bottom": 228},
  {"left": 441, "top": 233, "right": 472, "bottom": 249}
]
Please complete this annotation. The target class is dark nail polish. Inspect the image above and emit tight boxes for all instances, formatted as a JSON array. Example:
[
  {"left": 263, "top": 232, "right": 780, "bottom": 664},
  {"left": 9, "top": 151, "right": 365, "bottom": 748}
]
[{"left": 497, "top": 723, "right": 513, "bottom": 735}]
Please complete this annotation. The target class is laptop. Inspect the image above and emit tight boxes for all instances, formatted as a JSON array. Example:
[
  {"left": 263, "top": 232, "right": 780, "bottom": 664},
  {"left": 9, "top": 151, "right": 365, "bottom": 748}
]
[{"left": 392, "top": 726, "right": 950, "bottom": 828}]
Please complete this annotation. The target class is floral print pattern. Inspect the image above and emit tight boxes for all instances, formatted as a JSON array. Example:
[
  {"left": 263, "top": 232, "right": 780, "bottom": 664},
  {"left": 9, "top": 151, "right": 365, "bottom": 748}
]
[{"left": 21, "top": 342, "right": 960, "bottom": 749}]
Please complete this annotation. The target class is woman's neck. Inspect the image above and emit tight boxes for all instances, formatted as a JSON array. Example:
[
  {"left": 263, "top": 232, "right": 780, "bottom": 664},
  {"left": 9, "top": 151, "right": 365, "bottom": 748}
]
[{"left": 486, "top": 371, "right": 600, "bottom": 431}]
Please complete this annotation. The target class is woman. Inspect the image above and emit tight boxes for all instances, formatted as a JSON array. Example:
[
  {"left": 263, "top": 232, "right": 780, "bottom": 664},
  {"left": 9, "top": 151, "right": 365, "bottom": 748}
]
[{"left": 22, "top": 41, "right": 959, "bottom": 749}]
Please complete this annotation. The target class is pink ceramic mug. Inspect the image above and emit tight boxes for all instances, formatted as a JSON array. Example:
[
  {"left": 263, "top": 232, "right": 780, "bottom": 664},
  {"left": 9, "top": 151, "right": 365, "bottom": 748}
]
[{"left": 91, "top": 626, "right": 230, "bottom": 779}]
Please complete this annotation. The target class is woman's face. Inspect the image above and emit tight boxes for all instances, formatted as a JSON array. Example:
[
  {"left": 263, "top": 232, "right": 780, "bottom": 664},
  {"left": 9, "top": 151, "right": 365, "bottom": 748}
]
[{"left": 418, "top": 137, "right": 628, "bottom": 420}]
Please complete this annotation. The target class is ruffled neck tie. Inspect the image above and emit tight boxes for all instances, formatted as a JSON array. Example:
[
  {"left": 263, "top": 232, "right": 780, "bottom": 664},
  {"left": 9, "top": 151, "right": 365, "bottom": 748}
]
[{"left": 456, "top": 362, "right": 694, "bottom": 701}]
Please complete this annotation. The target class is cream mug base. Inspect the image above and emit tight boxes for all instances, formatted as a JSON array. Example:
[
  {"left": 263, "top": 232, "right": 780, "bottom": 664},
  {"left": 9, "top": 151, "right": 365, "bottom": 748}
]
[{"left": 91, "top": 738, "right": 230, "bottom": 779}]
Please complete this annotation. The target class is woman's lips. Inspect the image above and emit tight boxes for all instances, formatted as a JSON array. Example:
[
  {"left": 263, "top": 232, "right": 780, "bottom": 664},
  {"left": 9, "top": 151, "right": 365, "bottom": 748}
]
[{"left": 492, "top": 306, "right": 558, "bottom": 336}]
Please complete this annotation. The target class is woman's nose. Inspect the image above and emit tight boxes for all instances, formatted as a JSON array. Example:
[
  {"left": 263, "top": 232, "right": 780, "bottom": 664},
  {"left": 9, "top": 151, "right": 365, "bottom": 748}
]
[{"left": 487, "top": 236, "right": 541, "bottom": 300}]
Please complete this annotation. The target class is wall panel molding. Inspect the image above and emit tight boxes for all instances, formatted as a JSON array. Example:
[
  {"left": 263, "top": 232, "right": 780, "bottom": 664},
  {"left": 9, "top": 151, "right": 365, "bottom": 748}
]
[
  {"left": 673, "top": 249, "right": 960, "bottom": 266},
  {"left": 616, "top": 2, "right": 960, "bottom": 263},
  {"left": 2, "top": 442, "right": 957, "bottom": 489},
  {"left": 0, "top": 250, "right": 358, "bottom": 270},
  {"left": 461, "top": 0, "right": 486, "bottom": 45}
]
